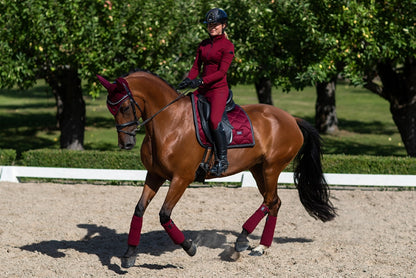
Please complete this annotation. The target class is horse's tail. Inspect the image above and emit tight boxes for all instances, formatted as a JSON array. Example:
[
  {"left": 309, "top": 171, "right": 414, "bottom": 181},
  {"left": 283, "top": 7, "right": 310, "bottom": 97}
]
[{"left": 293, "top": 118, "right": 336, "bottom": 222}]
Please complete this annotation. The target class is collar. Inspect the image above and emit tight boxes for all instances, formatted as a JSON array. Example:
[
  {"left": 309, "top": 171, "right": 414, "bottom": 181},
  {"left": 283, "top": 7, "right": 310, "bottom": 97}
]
[{"left": 211, "top": 34, "right": 225, "bottom": 42}]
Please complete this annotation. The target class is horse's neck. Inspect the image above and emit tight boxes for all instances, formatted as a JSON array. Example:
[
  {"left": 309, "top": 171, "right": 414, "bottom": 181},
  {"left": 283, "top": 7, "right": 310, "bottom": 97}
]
[
  {"left": 129, "top": 74, "right": 178, "bottom": 117},
  {"left": 129, "top": 75, "right": 184, "bottom": 133},
  {"left": 143, "top": 86, "right": 179, "bottom": 118},
  {"left": 143, "top": 91, "right": 188, "bottom": 139}
]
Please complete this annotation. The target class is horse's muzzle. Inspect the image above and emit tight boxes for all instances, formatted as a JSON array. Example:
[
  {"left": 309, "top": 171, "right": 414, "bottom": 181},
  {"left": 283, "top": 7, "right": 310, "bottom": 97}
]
[{"left": 118, "top": 135, "right": 136, "bottom": 150}]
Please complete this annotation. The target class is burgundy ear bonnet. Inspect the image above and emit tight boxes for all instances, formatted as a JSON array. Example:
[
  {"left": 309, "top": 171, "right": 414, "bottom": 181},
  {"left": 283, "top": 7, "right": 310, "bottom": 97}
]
[{"left": 96, "top": 75, "right": 130, "bottom": 116}]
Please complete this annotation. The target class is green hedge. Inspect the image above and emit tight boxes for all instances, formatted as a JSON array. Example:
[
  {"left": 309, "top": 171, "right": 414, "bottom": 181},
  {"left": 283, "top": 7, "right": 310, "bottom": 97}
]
[
  {"left": 321, "top": 154, "right": 416, "bottom": 175},
  {"left": 19, "top": 149, "right": 144, "bottom": 169},
  {"left": 0, "top": 149, "right": 16, "bottom": 165},
  {"left": 8, "top": 148, "right": 416, "bottom": 175}
]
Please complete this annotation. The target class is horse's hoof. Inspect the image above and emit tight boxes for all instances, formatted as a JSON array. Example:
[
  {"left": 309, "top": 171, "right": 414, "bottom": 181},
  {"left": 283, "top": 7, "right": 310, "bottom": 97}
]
[
  {"left": 121, "top": 255, "right": 137, "bottom": 268},
  {"left": 121, "top": 246, "right": 138, "bottom": 268},
  {"left": 249, "top": 245, "right": 267, "bottom": 256},
  {"left": 182, "top": 239, "right": 197, "bottom": 256},
  {"left": 248, "top": 249, "right": 263, "bottom": 256},
  {"left": 235, "top": 236, "right": 250, "bottom": 252},
  {"left": 219, "top": 246, "right": 241, "bottom": 262}
]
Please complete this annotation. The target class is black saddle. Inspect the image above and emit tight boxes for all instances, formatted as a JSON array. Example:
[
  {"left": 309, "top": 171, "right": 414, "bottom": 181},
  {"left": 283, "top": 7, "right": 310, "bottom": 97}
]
[{"left": 197, "top": 90, "right": 235, "bottom": 146}]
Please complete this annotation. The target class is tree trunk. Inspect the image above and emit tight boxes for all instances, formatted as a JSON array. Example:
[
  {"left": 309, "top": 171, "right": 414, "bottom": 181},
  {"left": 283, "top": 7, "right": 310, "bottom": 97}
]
[
  {"left": 254, "top": 77, "right": 273, "bottom": 105},
  {"left": 315, "top": 78, "right": 339, "bottom": 134},
  {"left": 365, "top": 59, "right": 416, "bottom": 157},
  {"left": 390, "top": 103, "right": 416, "bottom": 156},
  {"left": 46, "top": 66, "right": 85, "bottom": 150}
]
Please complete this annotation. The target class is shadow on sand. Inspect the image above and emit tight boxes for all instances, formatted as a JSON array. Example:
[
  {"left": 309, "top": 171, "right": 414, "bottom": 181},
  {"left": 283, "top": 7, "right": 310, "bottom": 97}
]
[{"left": 20, "top": 223, "right": 312, "bottom": 274}]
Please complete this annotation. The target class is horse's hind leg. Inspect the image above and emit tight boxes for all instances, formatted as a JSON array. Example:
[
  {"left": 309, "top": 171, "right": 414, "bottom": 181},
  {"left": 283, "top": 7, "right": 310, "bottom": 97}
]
[
  {"left": 159, "top": 176, "right": 197, "bottom": 257},
  {"left": 235, "top": 164, "right": 282, "bottom": 255},
  {"left": 121, "top": 173, "right": 165, "bottom": 268}
]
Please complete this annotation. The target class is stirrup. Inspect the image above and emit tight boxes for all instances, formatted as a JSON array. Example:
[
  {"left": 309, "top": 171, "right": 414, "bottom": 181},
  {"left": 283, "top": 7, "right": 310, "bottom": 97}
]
[{"left": 210, "top": 159, "right": 228, "bottom": 176}]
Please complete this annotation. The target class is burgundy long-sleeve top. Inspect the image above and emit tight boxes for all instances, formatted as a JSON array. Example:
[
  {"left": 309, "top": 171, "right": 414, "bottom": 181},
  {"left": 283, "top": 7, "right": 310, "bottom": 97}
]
[{"left": 187, "top": 34, "right": 234, "bottom": 92}]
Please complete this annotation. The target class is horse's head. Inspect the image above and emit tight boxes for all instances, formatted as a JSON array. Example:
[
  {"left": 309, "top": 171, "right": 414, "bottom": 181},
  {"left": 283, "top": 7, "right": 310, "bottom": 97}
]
[{"left": 96, "top": 74, "right": 142, "bottom": 150}]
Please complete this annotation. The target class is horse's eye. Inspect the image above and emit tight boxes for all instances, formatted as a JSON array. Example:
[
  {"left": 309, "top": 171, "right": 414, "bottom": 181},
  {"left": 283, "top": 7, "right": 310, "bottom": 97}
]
[{"left": 120, "top": 106, "right": 130, "bottom": 113}]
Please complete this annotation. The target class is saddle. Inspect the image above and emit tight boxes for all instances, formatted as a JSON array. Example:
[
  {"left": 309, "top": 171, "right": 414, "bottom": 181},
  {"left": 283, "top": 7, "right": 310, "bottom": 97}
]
[
  {"left": 196, "top": 90, "right": 235, "bottom": 146},
  {"left": 191, "top": 90, "right": 255, "bottom": 182},
  {"left": 191, "top": 90, "right": 255, "bottom": 149}
]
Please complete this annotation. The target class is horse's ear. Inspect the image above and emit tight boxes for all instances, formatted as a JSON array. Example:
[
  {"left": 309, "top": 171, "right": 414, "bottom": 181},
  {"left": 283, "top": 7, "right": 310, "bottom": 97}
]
[
  {"left": 115, "top": 77, "right": 129, "bottom": 91},
  {"left": 96, "top": 74, "right": 117, "bottom": 92}
]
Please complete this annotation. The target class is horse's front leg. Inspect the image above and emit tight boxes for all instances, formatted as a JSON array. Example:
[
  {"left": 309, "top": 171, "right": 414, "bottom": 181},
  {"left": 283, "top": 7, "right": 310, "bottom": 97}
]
[
  {"left": 121, "top": 173, "right": 165, "bottom": 268},
  {"left": 159, "top": 176, "right": 197, "bottom": 257}
]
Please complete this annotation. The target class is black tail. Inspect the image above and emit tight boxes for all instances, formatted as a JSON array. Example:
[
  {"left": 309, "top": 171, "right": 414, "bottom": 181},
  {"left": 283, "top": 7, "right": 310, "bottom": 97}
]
[{"left": 293, "top": 119, "right": 336, "bottom": 222}]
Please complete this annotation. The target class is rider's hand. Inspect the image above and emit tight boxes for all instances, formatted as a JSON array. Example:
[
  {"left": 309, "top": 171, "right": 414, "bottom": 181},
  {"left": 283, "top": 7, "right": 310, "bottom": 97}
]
[
  {"left": 189, "top": 78, "right": 203, "bottom": 89},
  {"left": 177, "top": 78, "right": 191, "bottom": 89}
]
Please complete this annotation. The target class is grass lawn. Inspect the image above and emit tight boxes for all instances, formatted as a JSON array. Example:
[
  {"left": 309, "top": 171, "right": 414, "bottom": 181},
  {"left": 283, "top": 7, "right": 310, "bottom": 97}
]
[{"left": 0, "top": 80, "right": 407, "bottom": 157}]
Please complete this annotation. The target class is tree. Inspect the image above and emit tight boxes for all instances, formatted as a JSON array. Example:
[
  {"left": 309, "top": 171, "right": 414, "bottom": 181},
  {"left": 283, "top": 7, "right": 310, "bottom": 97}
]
[
  {"left": 351, "top": 1, "right": 416, "bottom": 156},
  {"left": 229, "top": 1, "right": 334, "bottom": 100},
  {"left": 315, "top": 77, "right": 339, "bottom": 134},
  {"left": 0, "top": 0, "right": 206, "bottom": 150},
  {"left": 308, "top": 0, "right": 416, "bottom": 156},
  {"left": 229, "top": 0, "right": 416, "bottom": 156},
  {"left": 0, "top": 0, "right": 104, "bottom": 149}
]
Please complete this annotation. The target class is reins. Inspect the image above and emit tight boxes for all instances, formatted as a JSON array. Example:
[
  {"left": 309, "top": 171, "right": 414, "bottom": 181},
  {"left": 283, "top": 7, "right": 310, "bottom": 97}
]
[{"left": 115, "top": 83, "right": 191, "bottom": 136}]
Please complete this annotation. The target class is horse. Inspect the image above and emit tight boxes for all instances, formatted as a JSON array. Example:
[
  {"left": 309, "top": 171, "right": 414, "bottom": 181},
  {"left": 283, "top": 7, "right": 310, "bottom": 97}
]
[{"left": 97, "top": 69, "right": 336, "bottom": 268}]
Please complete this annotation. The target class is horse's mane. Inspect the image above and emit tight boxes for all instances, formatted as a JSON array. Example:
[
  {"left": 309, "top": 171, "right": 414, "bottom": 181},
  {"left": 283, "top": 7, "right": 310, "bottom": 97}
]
[{"left": 123, "top": 68, "right": 177, "bottom": 90}]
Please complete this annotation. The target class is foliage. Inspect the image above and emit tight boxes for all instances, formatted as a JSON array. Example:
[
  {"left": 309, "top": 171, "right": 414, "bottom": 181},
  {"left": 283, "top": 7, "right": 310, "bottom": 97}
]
[
  {"left": 2, "top": 0, "right": 414, "bottom": 93},
  {"left": 226, "top": 0, "right": 416, "bottom": 90},
  {"left": 0, "top": 149, "right": 16, "bottom": 165},
  {"left": 0, "top": 0, "right": 207, "bottom": 96},
  {"left": 20, "top": 149, "right": 144, "bottom": 169},
  {"left": 228, "top": 0, "right": 327, "bottom": 90},
  {"left": 321, "top": 154, "right": 416, "bottom": 175},
  {"left": 1, "top": 0, "right": 415, "bottom": 91},
  {"left": 337, "top": 0, "right": 416, "bottom": 85}
]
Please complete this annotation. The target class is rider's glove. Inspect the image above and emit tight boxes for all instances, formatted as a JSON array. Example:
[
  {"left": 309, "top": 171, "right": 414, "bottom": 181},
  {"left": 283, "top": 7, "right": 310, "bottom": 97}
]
[
  {"left": 177, "top": 78, "right": 191, "bottom": 89},
  {"left": 189, "top": 78, "right": 203, "bottom": 89}
]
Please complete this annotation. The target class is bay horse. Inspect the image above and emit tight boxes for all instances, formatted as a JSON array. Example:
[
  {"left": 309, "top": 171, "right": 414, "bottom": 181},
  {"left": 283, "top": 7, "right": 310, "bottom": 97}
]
[{"left": 97, "top": 70, "right": 336, "bottom": 268}]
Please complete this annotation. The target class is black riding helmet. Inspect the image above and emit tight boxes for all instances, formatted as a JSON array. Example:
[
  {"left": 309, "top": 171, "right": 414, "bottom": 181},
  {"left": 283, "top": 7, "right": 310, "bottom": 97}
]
[{"left": 204, "top": 8, "right": 228, "bottom": 24}]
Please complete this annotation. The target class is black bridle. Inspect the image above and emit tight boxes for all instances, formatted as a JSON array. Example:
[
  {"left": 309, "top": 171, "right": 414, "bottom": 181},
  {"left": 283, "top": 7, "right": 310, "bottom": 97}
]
[{"left": 111, "top": 83, "right": 191, "bottom": 137}]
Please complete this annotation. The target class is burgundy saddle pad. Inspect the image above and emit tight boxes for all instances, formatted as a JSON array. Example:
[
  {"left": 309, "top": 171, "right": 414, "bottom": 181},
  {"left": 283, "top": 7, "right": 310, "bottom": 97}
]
[{"left": 191, "top": 93, "right": 255, "bottom": 149}]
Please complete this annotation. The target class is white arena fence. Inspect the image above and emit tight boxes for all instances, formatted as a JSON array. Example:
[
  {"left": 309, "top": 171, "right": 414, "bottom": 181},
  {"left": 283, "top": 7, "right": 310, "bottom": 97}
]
[{"left": 1, "top": 166, "right": 415, "bottom": 187}]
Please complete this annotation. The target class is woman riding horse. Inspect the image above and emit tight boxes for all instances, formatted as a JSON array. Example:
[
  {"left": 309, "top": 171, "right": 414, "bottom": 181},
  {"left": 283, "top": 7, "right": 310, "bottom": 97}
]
[
  {"left": 96, "top": 8, "right": 336, "bottom": 268},
  {"left": 178, "top": 8, "right": 234, "bottom": 176}
]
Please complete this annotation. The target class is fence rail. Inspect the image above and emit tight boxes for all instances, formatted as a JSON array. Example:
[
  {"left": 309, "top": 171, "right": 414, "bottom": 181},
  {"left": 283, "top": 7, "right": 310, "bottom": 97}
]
[{"left": 1, "top": 166, "right": 415, "bottom": 187}]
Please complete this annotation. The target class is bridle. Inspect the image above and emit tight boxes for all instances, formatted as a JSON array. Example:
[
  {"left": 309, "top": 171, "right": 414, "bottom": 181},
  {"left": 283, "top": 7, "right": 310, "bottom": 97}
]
[
  {"left": 110, "top": 83, "right": 143, "bottom": 137},
  {"left": 111, "top": 83, "right": 191, "bottom": 137}
]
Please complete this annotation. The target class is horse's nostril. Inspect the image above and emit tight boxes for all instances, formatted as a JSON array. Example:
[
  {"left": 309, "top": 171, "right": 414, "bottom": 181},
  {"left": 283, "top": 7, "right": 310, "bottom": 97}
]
[
  {"left": 124, "top": 143, "right": 134, "bottom": 150},
  {"left": 118, "top": 143, "right": 133, "bottom": 150}
]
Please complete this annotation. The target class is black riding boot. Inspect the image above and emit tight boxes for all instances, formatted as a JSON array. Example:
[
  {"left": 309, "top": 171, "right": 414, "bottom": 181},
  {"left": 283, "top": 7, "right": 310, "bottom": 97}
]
[{"left": 210, "top": 122, "right": 228, "bottom": 176}]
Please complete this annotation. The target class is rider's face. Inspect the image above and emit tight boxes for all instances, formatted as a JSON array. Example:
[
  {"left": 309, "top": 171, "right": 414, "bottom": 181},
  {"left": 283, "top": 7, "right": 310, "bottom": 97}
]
[{"left": 207, "top": 22, "right": 225, "bottom": 36}]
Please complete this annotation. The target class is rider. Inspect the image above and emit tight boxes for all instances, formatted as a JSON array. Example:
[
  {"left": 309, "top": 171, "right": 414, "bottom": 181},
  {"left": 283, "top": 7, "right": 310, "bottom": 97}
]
[{"left": 178, "top": 8, "right": 234, "bottom": 176}]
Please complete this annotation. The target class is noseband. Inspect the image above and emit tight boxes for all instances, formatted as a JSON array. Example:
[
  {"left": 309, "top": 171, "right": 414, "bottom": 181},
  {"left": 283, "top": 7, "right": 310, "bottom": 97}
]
[{"left": 111, "top": 83, "right": 190, "bottom": 137}]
